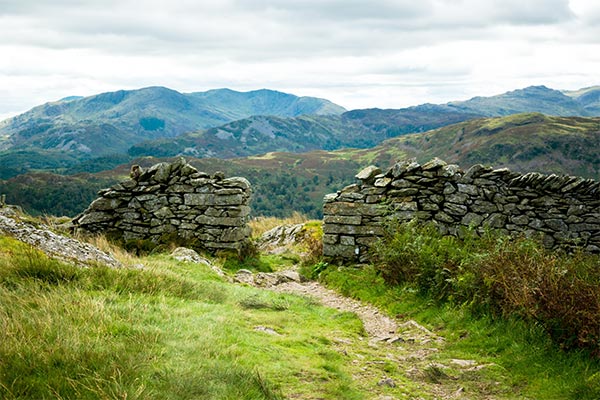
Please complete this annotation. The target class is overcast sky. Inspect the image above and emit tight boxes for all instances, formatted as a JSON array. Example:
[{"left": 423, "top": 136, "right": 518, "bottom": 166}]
[{"left": 1, "top": 0, "right": 599, "bottom": 120}]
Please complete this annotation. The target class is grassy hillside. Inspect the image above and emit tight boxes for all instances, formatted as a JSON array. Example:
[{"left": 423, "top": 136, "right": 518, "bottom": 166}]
[
  {"left": 0, "top": 236, "right": 370, "bottom": 399},
  {"left": 2, "top": 214, "right": 599, "bottom": 399},
  {"left": 128, "top": 105, "right": 477, "bottom": 158},
  {"left": 382, "top": 113, "right": 600, "bottom": 178},
  {"left": 1, "top": 113, "right": 598, "bottom": 218}
]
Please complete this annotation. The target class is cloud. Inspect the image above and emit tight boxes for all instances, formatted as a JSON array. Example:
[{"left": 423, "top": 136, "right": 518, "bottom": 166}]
[{"left": 0, "top": 0, "right": 598, "bottom": 116}]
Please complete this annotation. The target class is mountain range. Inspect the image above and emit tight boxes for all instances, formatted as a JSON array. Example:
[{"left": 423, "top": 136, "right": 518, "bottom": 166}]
[
  {"left": 2, "top": 112, "right": 598, "bottom": 218},
  {"left": 1, "top": 85, "right": 599, "bottom": 164},
  {"left": 0, "top": 84, "right": 599, "bottom": 218},
  {"left": 0, "top": 87, "right": 345, "bottom": 156}
]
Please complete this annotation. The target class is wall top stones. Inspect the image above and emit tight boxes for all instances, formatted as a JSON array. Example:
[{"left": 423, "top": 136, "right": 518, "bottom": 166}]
[
  {"left": 73, "top": 157, "right": 252, "bottom": 253},
  {"left": 323, "top": 158, "right": 600, "bottom": 262}
]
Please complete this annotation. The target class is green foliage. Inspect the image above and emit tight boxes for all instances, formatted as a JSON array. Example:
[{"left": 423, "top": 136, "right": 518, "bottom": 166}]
[
  {"left": 371, "top": 220, "right": 600, "bottom": 355},
  {"left": 319, "top": 263, "right": 600, "bottom": 399},
  {"left": 0, "top": 236, "right": 366, "bottom": 399}
]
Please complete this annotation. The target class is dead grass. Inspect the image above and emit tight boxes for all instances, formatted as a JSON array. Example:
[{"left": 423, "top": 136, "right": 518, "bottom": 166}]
[
  {"left": 80, "top": 234, "right": 140, "bottom": 267},
  {"left": 249, "top": 211, "right": 309, "bottom": 238}
]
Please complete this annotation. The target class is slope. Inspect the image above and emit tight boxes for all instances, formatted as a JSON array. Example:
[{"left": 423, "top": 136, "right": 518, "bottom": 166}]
[
  {"left": 128, "top": 105, "right": 479, "bottom": 158},
  {"left": 446, "top": 85, "right": 590, "bottom": 116},
  {"left": 381, "top": 112, "right": 600, "bottom": 178},
  {"left": 0, "top": 87, "right": 345, "bottom": 157}
]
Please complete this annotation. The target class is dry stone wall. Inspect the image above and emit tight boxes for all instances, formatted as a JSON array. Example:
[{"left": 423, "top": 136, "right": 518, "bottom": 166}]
[
  {"left": 323, "top": 158, "right": 600, "bottom": 262},
  {"left": 74, "top": 157, "right": 252, "bottom": 253}
]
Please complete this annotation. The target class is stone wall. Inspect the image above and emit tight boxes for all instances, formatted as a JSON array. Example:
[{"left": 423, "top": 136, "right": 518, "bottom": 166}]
[
  {"left": 74, "top": 157, "right": 252, "bottom": 253},
  {"left": 323, "top": 158, "right": 600, "bottom": 262}
]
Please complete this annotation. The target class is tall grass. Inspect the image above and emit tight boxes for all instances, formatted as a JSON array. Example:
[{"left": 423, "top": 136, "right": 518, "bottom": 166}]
[
  {"left": 0, "top": 235, "right": 366, "bottom": 399},
  {"left": 249, "top": 211, "right": 309, "bottom": 238},
  {"left": 372, "top": 220, "right": 600, "bottom": 355}
]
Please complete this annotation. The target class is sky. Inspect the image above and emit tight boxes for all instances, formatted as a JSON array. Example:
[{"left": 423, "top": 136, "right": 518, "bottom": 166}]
[{"left": 1, "top": 0, "right": 599, "bottom": 120}]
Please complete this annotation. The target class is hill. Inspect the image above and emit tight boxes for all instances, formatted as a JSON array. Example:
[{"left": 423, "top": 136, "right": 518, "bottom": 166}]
[
  {"left": 127, "top": 85, "right": 600, "bottom": 159},
  {"left": 446, "top": 85, "right": 592, "bottom": 116},
  {"left": 128, "top": 105, "right": 477, "bottom": 158},
  {"left": 2, "top": 113, "right": 598, "bottom": 219},
  {"left": 382, "top": 113, "right": 600, "bottom": 178},
  {"left": 0, "top": 87, "right": 345, "bottom": 156}
]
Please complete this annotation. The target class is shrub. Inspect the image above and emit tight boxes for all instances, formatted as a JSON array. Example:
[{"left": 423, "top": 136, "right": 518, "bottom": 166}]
[{"left": 372, "top": 220, "right": 600, "bottom": 355}]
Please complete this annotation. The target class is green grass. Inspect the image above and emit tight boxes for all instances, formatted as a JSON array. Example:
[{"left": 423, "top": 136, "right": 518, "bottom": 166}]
[
  {"left": 318, "top": 252, "right": 600, "bottom": 399},
  {"left": 0, "top": 236, "right": 373, "bottom": 399}
]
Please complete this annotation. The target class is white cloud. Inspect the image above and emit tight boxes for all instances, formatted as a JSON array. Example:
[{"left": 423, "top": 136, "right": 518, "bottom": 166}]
[{"left": 0, "top": 0, "right": 599, "bottom": 117}]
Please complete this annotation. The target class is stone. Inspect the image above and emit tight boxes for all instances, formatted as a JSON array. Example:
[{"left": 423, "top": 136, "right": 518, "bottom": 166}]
[
  {"left": 78, "top": 211, "right": 114, "bottom": 225},
  {"left": 221, "top": 177, "right": 251, "bottom": 190},
  {"left": 374, "top": 177, "right": 392, "bottom": 187},
  {"left": 323, "top": 193, "right": 339, "bottom": 203},
  {"left": 444, "top": 203, "right": 468, "bottom": 216},
  {"left": 323, "top": 215, "right": 362, "bottom": 225},
  {"left": 355, "top": 165, "right": 382, "bottom": 183},
  {"left": 461, "top": 164, "right": 489, "bottom": 183},
  {"left": 341, "top": 184, "right": 360, "bottom": 193},
  {"left": 461, "top": 213, "right": 484, "bottom": 227},
  {"left": 390, "top": 158, "right": 419, "bottom": 177},
  {"left": 340, "top": 235, "right": 355, "bottom": 245},
  {"left": 482, "top": 213, "right": 507, "bottom": 229},
  {"left": 440, "top": 164, "right": 461, "bottom": 177},
  {"left": 149, "top": 162, "right": 172, "bottom": 183},
  {"left": 89, "top": 197, "right": 123, "bottom": 211},
  {"left": 421, "top": 157, "right": 447, "bottom": 171},
  {"left": 458, "top": 183, "right": 478, "bottom": 196},
  {"left": 435, "top": 211, "right": 455, "bottom": 223},
  {"left": 511, "top": 215, "right": 529, "bottom": 225}
]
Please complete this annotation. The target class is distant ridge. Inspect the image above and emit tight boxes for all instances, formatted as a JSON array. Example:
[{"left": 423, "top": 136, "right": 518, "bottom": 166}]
[{"left": 0, "top": 86, "right": 345, "bottom": 156}]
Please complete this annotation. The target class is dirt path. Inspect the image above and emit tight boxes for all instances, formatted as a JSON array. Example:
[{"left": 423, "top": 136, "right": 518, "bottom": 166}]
[{"left": 236, "top": 269, "right": 498, "bottom": 399}]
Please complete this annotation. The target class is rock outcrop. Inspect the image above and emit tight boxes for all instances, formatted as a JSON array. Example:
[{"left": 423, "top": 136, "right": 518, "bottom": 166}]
[
  {"left": 323, "top": 158, "right": 600, "bottom": 261},
  {"left": 0, "top": 206, "right": 121, "bottom": 268},
  {"left": 74, "top": 158, "right": 252, "bottom": 253}
]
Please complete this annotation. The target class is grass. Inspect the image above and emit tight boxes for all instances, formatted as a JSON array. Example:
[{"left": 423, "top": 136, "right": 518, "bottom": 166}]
[
  {"left": 248, "top": 211, "right": 309, "bottom": 239},
  {"left": 0, "top": 235, "right": 374, "bottom": 399},
  {"left": 316, "top": 227, "right": 600, "bottom": 399}
]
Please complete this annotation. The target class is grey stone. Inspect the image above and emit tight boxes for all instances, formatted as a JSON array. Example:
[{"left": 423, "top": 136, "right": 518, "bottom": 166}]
[
  {"left": 458, "top": 184, "right": 478, "bottom": 196},
  {"left": 89, "top": 197, "right": 123, "bottom": 211},
  {"left": 374, "top": 177, "right": 392, "bottom": 187},
  {"left": 435, "top": 211, "right": 455, "bottom": 223},
  {"left": 341, "top": 184, "right": 360, "bottom": 193},
  {"left": 483, "top": 213, "right": 507, "bottom": 229},
  {"left": 391, "top": 159, "right": 419, "bottom": 177},
  {"left": 322, "top": 234, "right": 338, "bottom": 245},
  {"left": 221, "top": 177, "right": 251, "bottom": 190},
  {"left": 446, "top": 193, "right": 469, "bottom": 204},
  {"left": 355, "top": 165, "right": 382, "bottom": 182},
  {"left": 462, "top": 213, "right": 484, "bottom": 227},
  {"left": 78, "top": 211, "right": 114, "bottom": 225},
  {"left": 323, "top": 215, "right": 362, "bottom": 225},
  {"left": 511, "top": 215, "right": 529, "bottom": 225},
  {"left": 422, "top": 157, "right": 447, "bottom": 170},
  {"left": 340, "top": 235, "right": 355, "bottom": 245},
  {"left": 444, "top": 203, "right": 468, "bottom": 216},
  {"left": 440, "top": 164, "right": 461, "bottom": 177}
]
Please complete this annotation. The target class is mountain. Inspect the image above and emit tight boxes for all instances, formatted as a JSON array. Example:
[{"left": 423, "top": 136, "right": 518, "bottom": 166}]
[
  {"left": 445, "top": 85, "right": 590, "bottom": 116},
  {"left": 0, "top": 87, "right": 345, "bottom": 156},
  {"left": 129, "top": 85, "right": 600, "bottom": 160},
  {"left": 3, "top": 113, "right": 598, "bottom": 219},
  {"left": 128, "top": 105, "right": 480, "bottom": 158},
  {"left": 563, "top": 86, "right": 600, "bottom": 115},
  {"left": 376, "top": 112, "right": 600, "bottom": 178}
]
